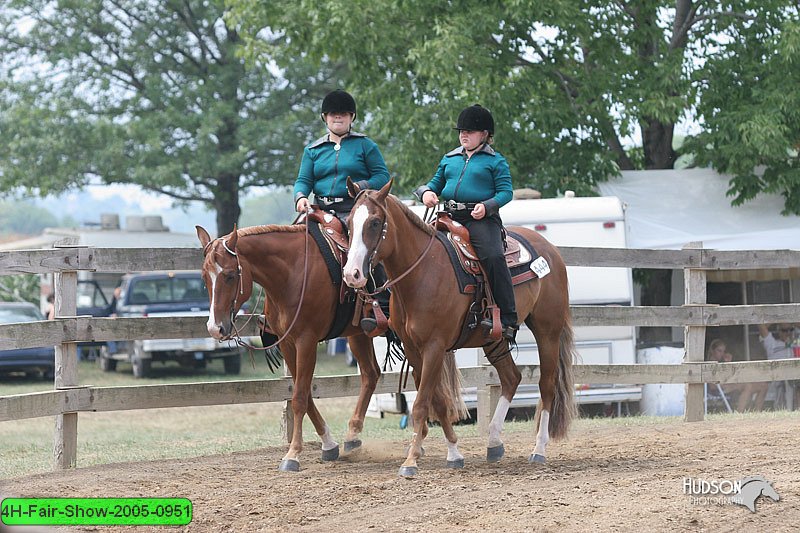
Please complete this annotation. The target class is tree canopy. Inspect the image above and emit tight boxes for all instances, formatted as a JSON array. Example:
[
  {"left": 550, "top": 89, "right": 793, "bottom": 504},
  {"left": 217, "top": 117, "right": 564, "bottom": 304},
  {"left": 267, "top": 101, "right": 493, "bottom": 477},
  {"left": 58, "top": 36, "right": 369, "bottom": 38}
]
[
  {"left": 230, "top": 0, "right": 800, "bottom": 210},
  {"left": 0, "top": 0, "right": 342, "bottom": 234}
]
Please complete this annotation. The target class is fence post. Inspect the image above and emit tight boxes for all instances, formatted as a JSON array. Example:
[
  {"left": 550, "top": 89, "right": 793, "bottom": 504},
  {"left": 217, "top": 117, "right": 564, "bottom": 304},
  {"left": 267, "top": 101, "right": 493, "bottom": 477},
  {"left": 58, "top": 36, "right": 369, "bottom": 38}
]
[
  {"left": 53, "top": 270, "right": 79, "bottom": 469},
  {"left": 683, "top": 242, "right": 706, "bottom": 422},
  {"left": 476, "top": 364, "right": 501, "bottom": 439}
]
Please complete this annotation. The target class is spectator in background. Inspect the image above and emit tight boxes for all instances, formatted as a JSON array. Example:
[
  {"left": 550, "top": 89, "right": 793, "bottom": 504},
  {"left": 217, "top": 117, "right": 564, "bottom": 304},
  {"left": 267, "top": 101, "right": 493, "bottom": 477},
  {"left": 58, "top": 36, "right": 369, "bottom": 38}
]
[
  {"left": 757, "top": 323, "right": 798, "bottom": 409},
  {"left": 105, "top": 286, "right": 122, "bottom": 355},
  {"left": 706, "top": 338, "right": 768, "bottom": 412},
  {"left": 46, "top": 293, "right": 55, "bottom": 320},
  {"left": 757, "top": 323, "right": 795, "bottom": 360}
]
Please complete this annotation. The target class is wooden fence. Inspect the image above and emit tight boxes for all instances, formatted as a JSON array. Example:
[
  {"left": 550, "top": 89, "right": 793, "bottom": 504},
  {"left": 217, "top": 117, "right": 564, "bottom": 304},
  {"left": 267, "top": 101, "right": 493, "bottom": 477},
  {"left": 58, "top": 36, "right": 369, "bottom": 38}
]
[{"left": 1, "top": 243, "right": 799, "bottom": 471}]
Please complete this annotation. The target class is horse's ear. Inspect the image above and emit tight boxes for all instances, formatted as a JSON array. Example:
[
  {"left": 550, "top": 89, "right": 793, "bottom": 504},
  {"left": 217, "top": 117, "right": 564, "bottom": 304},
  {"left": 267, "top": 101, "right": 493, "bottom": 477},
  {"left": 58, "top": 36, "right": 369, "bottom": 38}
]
[
  {"left": 228, "top": 224, "right": 238, "bottom": 250},
  {"left": 196, "top": 225, "right": 212, "bottom": 250},
  {"left": 346, "top": 176, "right": 360, "bottom": 198},
  {"left": 377, "top": 178, "right": 393, "bottom": 201}
]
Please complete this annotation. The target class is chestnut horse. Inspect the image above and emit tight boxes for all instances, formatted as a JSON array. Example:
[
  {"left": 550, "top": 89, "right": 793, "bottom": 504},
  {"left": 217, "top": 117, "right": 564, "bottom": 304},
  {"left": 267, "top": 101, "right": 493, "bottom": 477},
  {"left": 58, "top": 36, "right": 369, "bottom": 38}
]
[
  {"left": 196, "top": 223, "right": 383, "bottom": 472},
  {"left": 343, "top": 180, "right": 577, "bottom": 477},
  {"left": 197, "top": 222, "right": 465, "bottom": 473}
]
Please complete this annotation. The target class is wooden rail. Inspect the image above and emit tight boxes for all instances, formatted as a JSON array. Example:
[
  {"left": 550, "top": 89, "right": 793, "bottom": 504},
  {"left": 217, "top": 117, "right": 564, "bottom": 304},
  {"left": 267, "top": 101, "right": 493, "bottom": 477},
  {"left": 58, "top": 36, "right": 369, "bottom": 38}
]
[{"left": 1, "top": 243, "right": 799, "bottom": 470}]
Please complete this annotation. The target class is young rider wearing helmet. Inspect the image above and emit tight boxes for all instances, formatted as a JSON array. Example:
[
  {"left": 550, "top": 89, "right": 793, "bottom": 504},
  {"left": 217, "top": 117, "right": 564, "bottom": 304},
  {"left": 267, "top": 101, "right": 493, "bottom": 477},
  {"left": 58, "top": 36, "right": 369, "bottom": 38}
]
[
  {"left": 293, "top": 89, "right": 391, "bottom": 333},
  {"left": 294, "top": 89, "right": 390, "bottom": 217},
  {"left": 415, "top": 104, "right": 518, "bottom": 340}
]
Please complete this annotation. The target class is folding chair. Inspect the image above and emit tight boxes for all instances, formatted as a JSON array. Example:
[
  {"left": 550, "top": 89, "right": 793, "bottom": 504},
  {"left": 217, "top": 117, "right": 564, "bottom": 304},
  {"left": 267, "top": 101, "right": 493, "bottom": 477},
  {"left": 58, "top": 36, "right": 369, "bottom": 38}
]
[{"left": 705, "top": 382, "right": 733, "bottom": 414}]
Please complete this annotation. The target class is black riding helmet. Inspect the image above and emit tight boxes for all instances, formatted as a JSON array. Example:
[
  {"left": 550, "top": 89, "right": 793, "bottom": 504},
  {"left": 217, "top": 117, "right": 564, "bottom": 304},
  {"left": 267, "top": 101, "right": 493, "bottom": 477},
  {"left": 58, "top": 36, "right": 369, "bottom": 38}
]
[
  {"left": 454, "top": 104, "right": 494, "bottom": 134},
  {"left": 321, "top": 89, "right": 357, "bottom": 119}
]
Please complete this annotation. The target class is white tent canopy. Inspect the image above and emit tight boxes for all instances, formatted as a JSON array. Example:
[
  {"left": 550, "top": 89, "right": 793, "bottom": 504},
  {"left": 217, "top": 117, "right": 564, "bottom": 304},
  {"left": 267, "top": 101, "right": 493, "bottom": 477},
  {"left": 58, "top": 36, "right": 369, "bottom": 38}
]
[{"left": 598, "top": 169, "right": 800, "bottom": 251}]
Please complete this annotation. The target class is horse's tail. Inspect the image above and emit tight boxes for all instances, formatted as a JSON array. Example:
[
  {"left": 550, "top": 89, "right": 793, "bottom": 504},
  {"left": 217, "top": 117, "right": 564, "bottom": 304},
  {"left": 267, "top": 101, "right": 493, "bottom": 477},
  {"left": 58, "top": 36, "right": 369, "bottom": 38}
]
[
  {"left": 542, "top": 313, "right": 578, "bottom": 441},
  {"left": 437, "top": 350, "right": 470, "bottom": 423}
]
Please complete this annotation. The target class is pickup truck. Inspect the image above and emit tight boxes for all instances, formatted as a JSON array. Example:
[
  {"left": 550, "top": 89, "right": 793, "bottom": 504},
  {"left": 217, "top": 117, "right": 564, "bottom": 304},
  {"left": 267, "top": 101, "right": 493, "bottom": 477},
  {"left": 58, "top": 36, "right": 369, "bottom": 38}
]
[{"left": 96, "top": 271, "right": 242, "bottom": 378}]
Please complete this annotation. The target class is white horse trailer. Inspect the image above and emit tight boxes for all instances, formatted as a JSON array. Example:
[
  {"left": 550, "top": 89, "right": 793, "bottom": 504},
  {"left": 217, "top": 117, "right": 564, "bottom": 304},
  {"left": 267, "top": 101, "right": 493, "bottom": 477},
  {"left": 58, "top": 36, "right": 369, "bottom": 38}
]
[{"left": 366, "top": 194, "right": 640, "bottom": 419}]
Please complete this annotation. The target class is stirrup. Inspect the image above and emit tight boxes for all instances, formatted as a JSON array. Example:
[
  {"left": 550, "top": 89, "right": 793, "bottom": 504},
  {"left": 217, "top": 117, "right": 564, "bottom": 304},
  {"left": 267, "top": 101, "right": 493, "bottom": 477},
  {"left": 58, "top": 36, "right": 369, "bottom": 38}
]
[{"left": 360, "top": 317, "right": 378, "bottom": 334}]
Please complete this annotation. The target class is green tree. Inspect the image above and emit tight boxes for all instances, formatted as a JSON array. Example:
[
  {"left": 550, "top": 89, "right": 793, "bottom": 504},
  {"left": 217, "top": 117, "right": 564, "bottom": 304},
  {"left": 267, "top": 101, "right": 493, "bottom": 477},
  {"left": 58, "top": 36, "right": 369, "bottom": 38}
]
[
  {"left": 239, "top": 187, "right": 296, "bottom": 227},
  {"left": 231, "top": 1, "right": 798, "bottom": 201},
  {"left": 0, "top": 0, "right": 343, "bottom": 235},
  {"left": 231, "top": 0, "right": 799, "bottom": 343},
  {"left": 687, "top": 16, "right": 800, "bottom": 214},
  {"left": 0, "top": 200, "right": 60, "bottom": 235},
  {"left": 0, "top": 274, "right": 41, "bottom": 305}
]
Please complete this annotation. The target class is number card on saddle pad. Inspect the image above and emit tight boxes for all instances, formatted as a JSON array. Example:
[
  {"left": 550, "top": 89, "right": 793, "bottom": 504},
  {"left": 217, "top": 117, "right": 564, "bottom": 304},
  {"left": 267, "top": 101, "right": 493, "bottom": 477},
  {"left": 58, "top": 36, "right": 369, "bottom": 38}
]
[{"left": 434, "top": 218, "right": 547, "bottom": 295}]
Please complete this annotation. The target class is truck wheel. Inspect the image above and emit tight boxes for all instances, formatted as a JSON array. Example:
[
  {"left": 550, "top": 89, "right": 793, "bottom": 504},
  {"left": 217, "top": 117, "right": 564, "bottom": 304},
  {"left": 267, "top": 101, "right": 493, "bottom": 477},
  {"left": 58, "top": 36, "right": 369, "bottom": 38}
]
[
  {"left": 97, "top": 345, "right": 117, "bottom": 372},
  {"left": 131, "top": 342, "right": 151, "bottom": 378},
  {"left": 224, "top": 353, "right": 242, "bottom": 375}
]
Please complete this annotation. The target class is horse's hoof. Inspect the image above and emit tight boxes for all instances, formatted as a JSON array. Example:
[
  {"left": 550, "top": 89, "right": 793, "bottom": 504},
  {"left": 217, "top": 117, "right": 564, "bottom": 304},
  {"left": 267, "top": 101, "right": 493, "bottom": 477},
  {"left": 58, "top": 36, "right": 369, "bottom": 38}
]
[
  {"left": 321, "top": 446, "right": 340, "bottom": 462},
  {"left": 278, "top": 459, "right": 300, "bottom": 472},
  {"left": 528, "top": 453, "right": 546, "bottom": 464},
  {"left": 446, "top": 458, "right": 465, "bottom": 469},
  {"left": 343, "top": 439, "right": 362, "bottom": 453},
  {"left": 398, "top": 465, "right": 418, "bottom": 478},
  {"left": 486, "top": 444, "right": 505, "bottom": 463}
]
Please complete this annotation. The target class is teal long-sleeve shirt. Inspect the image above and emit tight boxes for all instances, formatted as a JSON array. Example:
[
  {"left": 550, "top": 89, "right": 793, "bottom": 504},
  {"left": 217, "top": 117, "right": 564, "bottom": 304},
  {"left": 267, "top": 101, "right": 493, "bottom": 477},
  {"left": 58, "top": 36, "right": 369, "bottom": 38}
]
[
  {"left": 293, "top": 132, "right": 390, "bottom": 201},
  {"left": 424, "top": 144, "right": 513, "bottom": 216}
]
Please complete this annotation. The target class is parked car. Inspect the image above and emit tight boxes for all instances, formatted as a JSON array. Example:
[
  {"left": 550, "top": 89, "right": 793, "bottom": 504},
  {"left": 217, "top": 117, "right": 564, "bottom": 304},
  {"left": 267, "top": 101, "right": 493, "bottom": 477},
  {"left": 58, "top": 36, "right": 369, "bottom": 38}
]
[
  {"left": 0, "top": 302, "right": 55, "bottom": 379},
  {"left": 77, "top": 279, "right": 113, "bottom": 317},
  {"left": 96, "top": 271, "right": 242, "bottom": 378},
  {"left": 76, "top": 279, "right": 114, "bottom": 360}
]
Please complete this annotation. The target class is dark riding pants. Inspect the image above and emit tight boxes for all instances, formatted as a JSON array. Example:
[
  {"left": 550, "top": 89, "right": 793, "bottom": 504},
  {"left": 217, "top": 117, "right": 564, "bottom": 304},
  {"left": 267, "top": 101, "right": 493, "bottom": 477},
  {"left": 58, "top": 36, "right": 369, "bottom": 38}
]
[{"left": 451, "top": 212, "right": 517, "bottom": 327}]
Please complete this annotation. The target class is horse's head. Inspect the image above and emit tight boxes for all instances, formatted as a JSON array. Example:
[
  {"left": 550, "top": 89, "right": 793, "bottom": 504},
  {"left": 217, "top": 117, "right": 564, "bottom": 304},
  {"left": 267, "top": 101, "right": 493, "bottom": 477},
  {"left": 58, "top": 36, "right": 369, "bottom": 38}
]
[
  {"left": 196, "top": 225, "right": 253, "bottom": 340},
  {"left": 343, "top": 178, "right": 393, "bottom": 288}
]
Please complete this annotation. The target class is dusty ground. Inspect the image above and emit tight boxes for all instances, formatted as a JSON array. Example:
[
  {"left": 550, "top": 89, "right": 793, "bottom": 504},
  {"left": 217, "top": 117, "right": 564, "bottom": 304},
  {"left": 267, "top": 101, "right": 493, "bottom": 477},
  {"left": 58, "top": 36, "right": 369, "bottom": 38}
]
[{"left": 2, "top": 413, "right": 798, "bottom": 532}]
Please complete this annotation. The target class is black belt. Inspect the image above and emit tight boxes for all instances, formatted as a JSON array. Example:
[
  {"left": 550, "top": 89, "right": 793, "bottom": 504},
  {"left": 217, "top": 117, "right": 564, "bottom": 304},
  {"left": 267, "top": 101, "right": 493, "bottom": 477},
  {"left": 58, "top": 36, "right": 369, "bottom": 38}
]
[
  {"left": 445, "top": 200, "right": 479, "bottom": 211},
  {"left": 317, "top": 196, "right": 346, "bottom": 204}
]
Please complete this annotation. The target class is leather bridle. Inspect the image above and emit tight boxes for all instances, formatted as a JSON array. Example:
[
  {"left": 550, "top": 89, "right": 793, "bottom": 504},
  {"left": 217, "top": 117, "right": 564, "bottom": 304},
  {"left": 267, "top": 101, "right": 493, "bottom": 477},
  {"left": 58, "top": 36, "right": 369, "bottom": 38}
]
[
  {"left": 203, "top": 221, "right": 312, "bottom": 351},
  {"left": 352, "top": 190, "right": 437, "bottom": 297},
  {"left": 203, "top": 237, "right": 245, "bottom": 331}
]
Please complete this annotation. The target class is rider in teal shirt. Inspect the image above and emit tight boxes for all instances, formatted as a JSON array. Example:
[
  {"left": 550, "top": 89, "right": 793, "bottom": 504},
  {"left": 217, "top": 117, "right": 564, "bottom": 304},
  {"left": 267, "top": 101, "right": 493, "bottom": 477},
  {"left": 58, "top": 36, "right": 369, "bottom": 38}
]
[
  {"left": 427, "top": 141, "right": 514, "bottom": 216},
  {"left": 294, "top": 90, "right": 389, "bottom": 217},
  {"left": 415, "top": 104, "right": 518, "bottom": 341},
  {"left": 294, "top": 89, "right": 391, "bottom": 334}
]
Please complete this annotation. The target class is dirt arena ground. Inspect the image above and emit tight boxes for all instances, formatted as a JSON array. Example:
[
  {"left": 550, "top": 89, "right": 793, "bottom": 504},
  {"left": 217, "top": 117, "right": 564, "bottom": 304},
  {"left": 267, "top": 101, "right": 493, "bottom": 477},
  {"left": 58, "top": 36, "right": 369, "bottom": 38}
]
[{"left": 2, "top": 413, "right": 798, "bottom": 532}]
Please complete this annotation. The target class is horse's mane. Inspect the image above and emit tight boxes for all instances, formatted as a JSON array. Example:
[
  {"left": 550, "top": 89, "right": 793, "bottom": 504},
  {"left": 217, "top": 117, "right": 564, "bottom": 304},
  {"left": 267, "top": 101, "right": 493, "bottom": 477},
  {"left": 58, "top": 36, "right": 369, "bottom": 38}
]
[
  {"left": 389, "top": 195, "right": 435, "bottom": 236},
  {"left": 237, "top": 224, "right": 304, "bottom": 237}
]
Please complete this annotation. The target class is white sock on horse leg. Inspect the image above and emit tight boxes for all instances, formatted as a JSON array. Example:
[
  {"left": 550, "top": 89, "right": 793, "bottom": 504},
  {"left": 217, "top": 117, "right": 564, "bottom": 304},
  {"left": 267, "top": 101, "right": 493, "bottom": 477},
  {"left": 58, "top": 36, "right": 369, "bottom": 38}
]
[
  {"left": 488, "top": 397, "right": 511, "bottom": 448},
  {"left": 533, "top": 410, "right": 550, "bottom": 456},
  {"left": 445, "top": 437, "right": 464, "bottom": 462},
  {"left": 320, "top": 424, "right": 339, "bottom": 451}
]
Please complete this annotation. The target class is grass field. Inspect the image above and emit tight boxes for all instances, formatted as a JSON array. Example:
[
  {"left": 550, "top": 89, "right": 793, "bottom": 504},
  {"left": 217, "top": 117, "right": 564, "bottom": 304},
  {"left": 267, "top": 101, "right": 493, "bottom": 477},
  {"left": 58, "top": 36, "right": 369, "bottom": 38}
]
[
  {"left": 3, "top": 347, "right": 791, "bottom": 481},
  {"left": 1, "top": 344, "right": 388, "bottom": 479}
]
